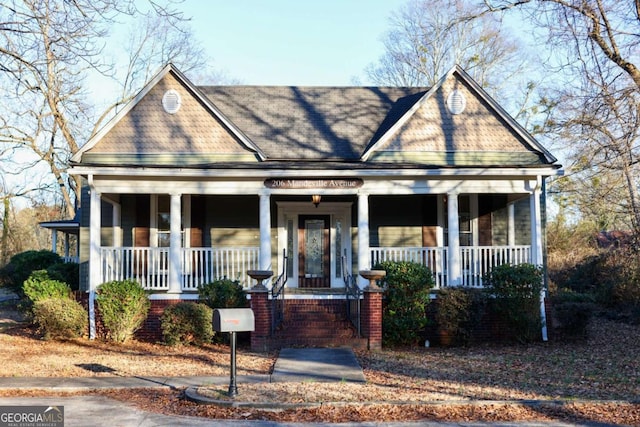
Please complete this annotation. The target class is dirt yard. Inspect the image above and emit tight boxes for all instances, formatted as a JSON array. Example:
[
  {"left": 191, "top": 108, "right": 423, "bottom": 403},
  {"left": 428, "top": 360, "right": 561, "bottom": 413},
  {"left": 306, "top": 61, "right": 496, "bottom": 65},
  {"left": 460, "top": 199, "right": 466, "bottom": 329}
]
[{"left": 0, "top": 298, "right": 638, "bottom": 424}]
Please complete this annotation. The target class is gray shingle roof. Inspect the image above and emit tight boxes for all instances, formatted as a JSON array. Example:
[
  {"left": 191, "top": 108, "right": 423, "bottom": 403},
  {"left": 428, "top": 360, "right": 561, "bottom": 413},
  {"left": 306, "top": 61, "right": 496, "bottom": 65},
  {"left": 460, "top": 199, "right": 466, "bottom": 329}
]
[{"left": 198, "top": 86, "right": 428, "bottom": 161}]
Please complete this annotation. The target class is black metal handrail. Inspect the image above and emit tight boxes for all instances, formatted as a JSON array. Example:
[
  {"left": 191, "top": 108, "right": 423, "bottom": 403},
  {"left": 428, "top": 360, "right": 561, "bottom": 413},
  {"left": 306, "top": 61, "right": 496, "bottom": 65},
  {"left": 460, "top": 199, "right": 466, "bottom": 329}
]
[
  {"left": 342, "top": 251, "right": 361, "bottom": 336},
  {"left": 271, "top": 249, "right": 288, "bottom": 335}
]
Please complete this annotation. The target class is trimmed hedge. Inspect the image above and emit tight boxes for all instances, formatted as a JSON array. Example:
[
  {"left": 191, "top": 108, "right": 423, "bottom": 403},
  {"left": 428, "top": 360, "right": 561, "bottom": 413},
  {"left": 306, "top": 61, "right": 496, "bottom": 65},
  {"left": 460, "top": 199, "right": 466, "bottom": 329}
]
[
  {"left": 32, "top": 297, "right": 88, "bottom": 340},
  {"left": 161, "top": 302, "right": 214, "bottom": 346},
  {"left": 96, "top": 279, "right": 150, "bottom": 343}
]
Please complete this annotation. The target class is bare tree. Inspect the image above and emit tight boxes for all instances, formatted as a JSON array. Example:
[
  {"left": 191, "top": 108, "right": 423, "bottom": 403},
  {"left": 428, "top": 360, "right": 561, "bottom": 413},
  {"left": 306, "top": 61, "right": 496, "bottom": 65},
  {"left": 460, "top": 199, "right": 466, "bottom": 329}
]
[
  {"left": 366, "top": 0, "right": 528, "bottom": 95},
  {"left": 480, "top": 1, "right": 640, "bottom": 231},
  {"left": 0, "top": 0, "right": 213, "bottom": 219}
]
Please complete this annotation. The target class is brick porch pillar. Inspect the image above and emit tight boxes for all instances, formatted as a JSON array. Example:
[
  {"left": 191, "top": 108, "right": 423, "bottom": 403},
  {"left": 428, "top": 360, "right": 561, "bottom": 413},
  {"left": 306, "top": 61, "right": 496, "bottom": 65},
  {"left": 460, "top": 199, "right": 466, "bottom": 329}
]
[
  {"left": 248, "top": 287, "right": 271, "bottom": 352},
  {"left": 362, "top": 287, "right": 384, "bottom": 350}
]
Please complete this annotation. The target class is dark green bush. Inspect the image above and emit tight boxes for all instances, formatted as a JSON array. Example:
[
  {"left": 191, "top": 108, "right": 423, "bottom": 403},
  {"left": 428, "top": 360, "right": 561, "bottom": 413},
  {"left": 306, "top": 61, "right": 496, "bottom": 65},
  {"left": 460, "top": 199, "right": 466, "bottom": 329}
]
[
  {"left": 432, "top": 287, "right": 489, "bottom": 346},
  {"left": 161, "top": 302, "right": 214, "bottom": 346},
  {"left": 46, "top": 262, "right": 80, "bottom": 291},
  {"left": 32, "top": 297, "right": 88, "bottom": 340},
  {"left": 96, "top": 279, "right": 150, "bottom": 343},
  {"left": 434, "top": 287, "right": 471, "bottom": 346},
  {"left": 0, "top": 250, "right": 62, "bottom": 294},
  {"left": 198, "top": 279, "right": 247, "bottom": 309},
  {"left": 550, "top": 289, "right": 595, "bottom": 340},
  {"left": 483, "top": 263, "right": 544, "bottom": 343},
  {"left": 375, "top": 261, "right": 434, "bottom": 347},
  {"left": 554, "top": 302, "right": 595, "bottom": 340}
]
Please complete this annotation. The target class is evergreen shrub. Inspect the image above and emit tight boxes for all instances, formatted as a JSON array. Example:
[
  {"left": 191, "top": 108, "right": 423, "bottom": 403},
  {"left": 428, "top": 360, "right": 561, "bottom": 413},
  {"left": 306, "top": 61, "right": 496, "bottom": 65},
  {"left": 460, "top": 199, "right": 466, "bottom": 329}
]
[
  {"left": 20, "top": 270, "right": 72, "bottom": 317},
  {"left": 483, "top": 263, "right": 544, "bottom": 343},
  {"left": 161, "top": 302, "right": 214, "bottom": 346},
  {"left": 96, "top": 279, "right": 150, "bottom": 343},
  {"left": 551, "top": 289, "right": 595, "bottom": 339},
  {"left": 0, "top": 250, "right": 62, "bottom": 294},
  {"left": 198, "top": 278, "right": 247, "bottom": 309},
  {"left": 32, "top": 297, "right": 87, "bottom": 340},
  {"left": 47, "top": 262, "right": 80, "bottom": 291},
  {"left": 375, "top": 261, "right": 434, "bottom": 347}
]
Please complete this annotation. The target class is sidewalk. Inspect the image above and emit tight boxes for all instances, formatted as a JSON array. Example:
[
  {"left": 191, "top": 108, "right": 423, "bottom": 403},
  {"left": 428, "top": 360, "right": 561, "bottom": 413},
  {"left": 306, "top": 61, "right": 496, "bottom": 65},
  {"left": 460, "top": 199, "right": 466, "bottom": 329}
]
[
  {"left": 0, "top": 374, "right": 268, "bottom": 391},
  {"left": 0, "top": 347, "right": 364, "bottom": 390}
]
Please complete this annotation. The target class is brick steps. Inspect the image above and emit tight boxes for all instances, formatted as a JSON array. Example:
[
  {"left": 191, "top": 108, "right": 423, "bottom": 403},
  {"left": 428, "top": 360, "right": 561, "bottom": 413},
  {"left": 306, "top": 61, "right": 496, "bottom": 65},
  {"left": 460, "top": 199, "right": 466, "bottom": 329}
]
[{"left": 271, "top": 299, "right": 364, "bottom": 349}]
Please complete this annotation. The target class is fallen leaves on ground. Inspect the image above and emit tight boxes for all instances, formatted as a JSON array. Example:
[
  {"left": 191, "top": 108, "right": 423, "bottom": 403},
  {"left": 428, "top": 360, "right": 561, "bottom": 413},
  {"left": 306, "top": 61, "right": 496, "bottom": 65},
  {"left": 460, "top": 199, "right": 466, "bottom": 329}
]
[{"left": 1, "top": 301, "right": 638, "bottom": 425}]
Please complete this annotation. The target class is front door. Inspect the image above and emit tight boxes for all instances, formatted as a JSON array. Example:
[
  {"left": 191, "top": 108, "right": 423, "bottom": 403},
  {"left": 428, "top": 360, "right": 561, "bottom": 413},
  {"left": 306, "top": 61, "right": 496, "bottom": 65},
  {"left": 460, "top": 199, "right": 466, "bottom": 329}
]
[{"left": 298, "top": 215, "right": 330, "bottom": 288}]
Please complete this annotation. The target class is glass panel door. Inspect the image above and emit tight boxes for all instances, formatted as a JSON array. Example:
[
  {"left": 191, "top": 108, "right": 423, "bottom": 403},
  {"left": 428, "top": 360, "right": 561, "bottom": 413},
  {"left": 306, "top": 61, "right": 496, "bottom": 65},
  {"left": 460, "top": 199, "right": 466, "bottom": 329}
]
[{"left": 298, "top": 215, "right": 330, "bottom": 288}]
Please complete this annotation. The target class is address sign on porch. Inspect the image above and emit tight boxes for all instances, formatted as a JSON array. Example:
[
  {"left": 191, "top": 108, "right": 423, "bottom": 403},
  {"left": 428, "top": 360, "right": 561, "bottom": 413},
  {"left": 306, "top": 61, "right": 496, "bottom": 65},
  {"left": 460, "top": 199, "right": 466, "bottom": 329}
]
[{"left": 264, "top": 178, "right": 363, "bottom": 189}]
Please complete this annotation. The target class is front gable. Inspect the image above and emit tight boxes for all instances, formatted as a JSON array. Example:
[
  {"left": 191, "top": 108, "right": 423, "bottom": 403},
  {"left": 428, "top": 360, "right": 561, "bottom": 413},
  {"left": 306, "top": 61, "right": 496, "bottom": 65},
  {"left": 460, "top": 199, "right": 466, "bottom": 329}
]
[
  {"left": 74, "top": 65, "right": 262, "bottom": 166},
  {"left": 363, "top": 66, "right": 555, "bottom": 166},
  {"left": 73, "top": 63, "right": 558, "bottom": 171}
]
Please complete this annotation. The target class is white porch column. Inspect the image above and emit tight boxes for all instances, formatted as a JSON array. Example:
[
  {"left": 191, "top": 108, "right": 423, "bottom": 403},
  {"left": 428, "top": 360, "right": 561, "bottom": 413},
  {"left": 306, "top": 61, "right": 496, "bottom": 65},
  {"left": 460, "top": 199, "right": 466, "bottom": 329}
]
[
  {"left": 447, "top": 192, "right": 462, "bottom": 286},
  {"left": 113, "top": 203, "right": 122, "bottom": 247},
  {"left": 51, "top": 230, "right": 58, "bottom": 254},
  {"left": 530, "top": 179, "right": 543, "bottom": 266},
  {"left": 89, "top": 184, "right": 101, "bottom": 291},
  {"left": 168, "top": 193, "right": 182, "bottom": 293},
  {"left": 357, "top": 192, "right": 370, "bottom": 289},
  {"left": 508, "top": 203, "right": 515, "bottom": 247},
  {"left": 63, "top": 234, "right": 69, "bottom": 259},
  {"left": 530, "top": 177, "right": 548, "bottom": 341},
  {"left": 259, "top": 193, "right": 272, "bottom": 272}
]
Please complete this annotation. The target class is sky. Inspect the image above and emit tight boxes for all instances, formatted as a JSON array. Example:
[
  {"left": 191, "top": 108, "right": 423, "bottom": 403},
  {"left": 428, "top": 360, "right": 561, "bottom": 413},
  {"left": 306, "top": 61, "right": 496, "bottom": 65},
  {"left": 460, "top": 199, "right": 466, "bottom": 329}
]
[{"left": 178, "top": 0, "right": 408, "bottom": 86}]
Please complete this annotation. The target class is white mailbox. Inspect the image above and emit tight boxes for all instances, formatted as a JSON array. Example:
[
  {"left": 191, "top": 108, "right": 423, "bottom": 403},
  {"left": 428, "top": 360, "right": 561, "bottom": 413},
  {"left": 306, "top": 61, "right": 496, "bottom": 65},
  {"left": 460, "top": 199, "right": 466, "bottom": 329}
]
[{"left": 213, "top": 308, "right": 255, "bottom": 333}]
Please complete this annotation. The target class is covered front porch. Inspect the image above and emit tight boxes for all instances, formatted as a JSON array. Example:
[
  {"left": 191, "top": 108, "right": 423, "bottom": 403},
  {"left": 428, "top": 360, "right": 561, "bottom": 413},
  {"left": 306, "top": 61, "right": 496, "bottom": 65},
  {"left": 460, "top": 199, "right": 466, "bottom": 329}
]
[{"left": 83, "top": 178, "right": 545, "bottom": 295}]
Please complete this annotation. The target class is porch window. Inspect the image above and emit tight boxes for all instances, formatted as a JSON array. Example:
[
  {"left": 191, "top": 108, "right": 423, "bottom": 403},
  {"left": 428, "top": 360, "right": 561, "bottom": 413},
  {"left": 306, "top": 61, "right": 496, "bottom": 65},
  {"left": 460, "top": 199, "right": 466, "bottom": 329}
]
[
  {"left": 444, "top": 194, "right": 474, "bottom": 246},
  {"left": 154, "top": 195, "right": 185, "bottom": 247}
]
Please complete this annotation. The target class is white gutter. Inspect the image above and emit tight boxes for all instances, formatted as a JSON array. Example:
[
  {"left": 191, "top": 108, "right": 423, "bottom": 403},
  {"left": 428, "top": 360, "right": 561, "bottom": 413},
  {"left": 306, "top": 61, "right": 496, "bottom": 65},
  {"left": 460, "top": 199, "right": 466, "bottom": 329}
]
[{"left": 68, "top": 166, "right": 564, "bottom": 179}]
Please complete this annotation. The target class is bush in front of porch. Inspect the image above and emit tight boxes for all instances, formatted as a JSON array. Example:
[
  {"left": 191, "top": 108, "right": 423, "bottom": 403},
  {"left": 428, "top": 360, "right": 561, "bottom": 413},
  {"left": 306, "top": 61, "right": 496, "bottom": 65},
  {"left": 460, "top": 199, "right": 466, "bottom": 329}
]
[
  {"left": 160, "top": 302, "right": 214, "bottom": 346},
  {"left": 483, "top": 263, "right": 543, "bottom": 343},
  {"left": 375, "top": 261, "right": 434, "bottom": 347},
  {"left": 198, "top": 278, "right": 247, "bottom": 309},
  {"left": 21, "top": 269, "right": 87, "bottom": 340},
  {"left": 97, "top": 279, "right": 150, "bottom": 343}
]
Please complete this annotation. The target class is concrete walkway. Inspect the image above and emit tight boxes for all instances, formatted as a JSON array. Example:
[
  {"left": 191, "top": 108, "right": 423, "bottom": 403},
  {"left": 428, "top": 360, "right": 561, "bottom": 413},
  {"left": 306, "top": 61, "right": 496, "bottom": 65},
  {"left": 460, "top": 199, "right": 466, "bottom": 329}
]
[{"left": 271, "top": 348, "right": 366, "bottom": 383}]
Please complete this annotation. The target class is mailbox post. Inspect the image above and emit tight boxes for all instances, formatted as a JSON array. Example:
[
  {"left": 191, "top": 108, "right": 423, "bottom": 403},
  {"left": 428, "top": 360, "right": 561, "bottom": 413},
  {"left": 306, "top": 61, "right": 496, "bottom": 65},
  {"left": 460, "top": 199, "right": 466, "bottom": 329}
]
[{"left": 213, "top": 308, "right": 255, "bottom": 397}]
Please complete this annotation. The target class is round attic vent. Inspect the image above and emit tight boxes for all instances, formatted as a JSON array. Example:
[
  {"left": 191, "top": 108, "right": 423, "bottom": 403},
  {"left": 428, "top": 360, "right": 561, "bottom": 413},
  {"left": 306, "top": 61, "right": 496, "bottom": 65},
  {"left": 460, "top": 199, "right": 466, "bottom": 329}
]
[
  {"left": 162, "top": 89, "right": 181, "bottom": 114},
  {"left": 446, "top": 90, "right": 466, "bottom": 115}
]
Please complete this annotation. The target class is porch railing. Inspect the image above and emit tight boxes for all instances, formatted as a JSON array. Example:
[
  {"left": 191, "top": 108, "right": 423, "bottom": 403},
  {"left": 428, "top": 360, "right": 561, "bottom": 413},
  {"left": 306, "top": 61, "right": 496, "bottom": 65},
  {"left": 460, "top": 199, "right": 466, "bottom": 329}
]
[
  {"left": 181, "top": 247, "right": 260, "bottom": 290},
  {"left": 370, "top": 247, "right": 447, "bottom": 288},
  {"left": 342, "top": 252, "right": 361, "bottom": 336},
  {"left": 370, "top": 245, "right": 531, "bottom": 288},
  {"left": 460, "top": 245, "right": 531, "bottom": 287},
  {"left": 271, "top": 249, "right": 288, "bottom": 335},
  {"left": 100, "top": 246, "right": 260, "bottom": 291},
  {"left": 100, "top": 247, "right": 170, "bottom": 290}
]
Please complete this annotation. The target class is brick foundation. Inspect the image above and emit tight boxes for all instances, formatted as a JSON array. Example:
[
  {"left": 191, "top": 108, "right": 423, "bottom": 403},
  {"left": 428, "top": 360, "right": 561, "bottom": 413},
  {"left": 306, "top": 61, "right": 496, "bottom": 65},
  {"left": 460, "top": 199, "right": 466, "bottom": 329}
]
[{"left": 75, "top": 289, "right": 552, "bottom": 348}]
